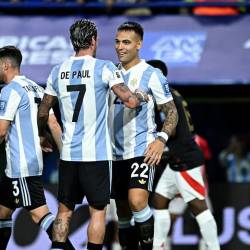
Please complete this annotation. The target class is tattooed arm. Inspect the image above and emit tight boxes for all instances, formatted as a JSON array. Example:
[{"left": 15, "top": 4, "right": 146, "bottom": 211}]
[
  {"left": 112, "top": 83, "right": 148, "bottom": 108},
  {"left": 144, "top": 100, "right": 178, "bottom": 165},
  {"left": 157, "top": 100, "right": 178, "bottom": 140}
]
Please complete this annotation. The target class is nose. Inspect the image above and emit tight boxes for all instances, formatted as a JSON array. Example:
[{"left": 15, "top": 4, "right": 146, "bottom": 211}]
[{"left": 116, "top": 42, "right": 123, "bottom": 50}]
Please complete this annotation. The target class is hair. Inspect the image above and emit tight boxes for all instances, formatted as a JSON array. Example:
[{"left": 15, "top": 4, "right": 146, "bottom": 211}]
[
  {"left": 117, "top": 21, "right": 144, "bottom": 40},
  {"left": 70, "top": 19, "right": 97, "bottom": 52},
  {"left": 0, "top": 46, "right": 22, "bottom": 68},
  {"left": 147, "top": 59, "right": 168, "bottom": 77}
]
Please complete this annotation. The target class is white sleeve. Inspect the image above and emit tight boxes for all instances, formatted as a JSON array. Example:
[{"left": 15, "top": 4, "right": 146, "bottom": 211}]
[
  {"left": 102, "top": 62, "right": 124, "bottom": 88},
  {"left": 44, "top": 67, "right": 58, "bottom": 97},
  {"left": 149, "top": 70, "right": 173, "bottom": 105},
  {"left": 0, "top": 87, "right": 21, "bottom": 121}
]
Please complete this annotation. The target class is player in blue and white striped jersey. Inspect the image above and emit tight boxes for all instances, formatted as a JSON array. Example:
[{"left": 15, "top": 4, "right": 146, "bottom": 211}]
[
  {"left": 37, "top": 19, "right": 148, "bottom": 250},
  {"left": 0, "top": 46, "right": 74, "bottom": 250},
  {"left": 109, "top": 22, "right": 178, "bottom": 250}
]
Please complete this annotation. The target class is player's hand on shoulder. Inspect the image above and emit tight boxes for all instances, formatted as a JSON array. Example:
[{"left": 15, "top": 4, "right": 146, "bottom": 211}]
[{"left": 144, "top": 139, "right": 165, "bottom": 166}]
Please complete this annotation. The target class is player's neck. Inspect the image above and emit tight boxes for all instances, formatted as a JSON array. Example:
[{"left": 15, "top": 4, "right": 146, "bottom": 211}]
[
  {"left": 6, "top": 69, "right": 20, "bottom": 84},
  {"left": 75, "top": 48, "right": 94, "bottom": 58},
  {"left": 122, "top": 57, "right": 141, "bottom": 71}
]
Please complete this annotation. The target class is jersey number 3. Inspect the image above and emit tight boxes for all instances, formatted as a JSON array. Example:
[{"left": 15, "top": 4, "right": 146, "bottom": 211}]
[{"left": 67, "top": 84, "right": 86, "bottom": 122}]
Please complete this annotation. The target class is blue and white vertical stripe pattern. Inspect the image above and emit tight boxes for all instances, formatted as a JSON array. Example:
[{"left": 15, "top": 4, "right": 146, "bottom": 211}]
[
  {"left": 109, "top": 60, "right": 173, "bottom": 160},
  {"left": 0, "top": 76, "right": 44, "bottom": 178},
  {"left": 45, "top": 55, "right": 122, "bottom": 162}
]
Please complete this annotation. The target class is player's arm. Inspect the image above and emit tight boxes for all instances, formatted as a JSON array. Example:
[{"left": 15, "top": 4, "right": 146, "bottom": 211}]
[
  {"left": 144, "top": 100, "right": 178, "bottom": 166},
  {"left": 37, "top": 94, "right": 57, "bottom": 137},
  {"left": 47, "top": 113, "right": 62, "bottom": 151},
  {"left": 112, "top": 83, "right": 148, "bottom": 108},
  {"left": 157, "top": 100, "right": 178, "bottom": 141},
  {"left": 0, "top": 87, "right": 21, "bottom": 144},
  {"left": 0, "top": 120, "right": 10, "bottom": 144}
]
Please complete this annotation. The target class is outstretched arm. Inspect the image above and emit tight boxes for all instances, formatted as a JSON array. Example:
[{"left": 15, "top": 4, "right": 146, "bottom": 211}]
[
  {"left": 112, "top": 83, "right": 148, "bottom": 109},
  {"left": 144, "top": 100, "right": 178, "bottom": 165}
]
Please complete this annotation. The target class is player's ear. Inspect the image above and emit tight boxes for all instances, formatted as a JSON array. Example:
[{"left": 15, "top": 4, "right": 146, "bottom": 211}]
[
  {"left": 136, "top": 39, "right": 142, "bottom": 50},
  {"left": 3, "top": 60, "right": 10, "bottom": 71},
  {"left": 91, "top": 36, "right": 98, "bottom": 47}
]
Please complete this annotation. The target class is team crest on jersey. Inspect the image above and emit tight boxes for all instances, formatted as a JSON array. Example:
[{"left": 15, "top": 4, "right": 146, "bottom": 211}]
[
  {"left": 139, "top": 179, "right": 146, "bottom": 185},
  {"left": 130, "top": 78, "right": 138, "bottom": 87},
  {"left": 0, "top": 100, "right": 6, "bottom": 112}
]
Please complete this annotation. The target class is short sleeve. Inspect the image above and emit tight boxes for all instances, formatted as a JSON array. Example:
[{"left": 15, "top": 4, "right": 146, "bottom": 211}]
[
  {"left": 149, "top": 69, "right": 173, "bottom": 105},
  {"left": 0, "top": 87, "right": 21, "bottom": 121},
  {"left": 102, "top": 61, "right": 124, "bottom": 88},
  {"left": 44, "top": 66, "right": 59, "bottom": 96}
]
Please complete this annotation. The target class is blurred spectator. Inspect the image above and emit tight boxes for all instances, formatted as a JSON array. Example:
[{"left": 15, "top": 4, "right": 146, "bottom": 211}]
[
  {"left": 103, "top": 0, "right": 151, "bottom": 15},
  {"left": 186, "top": 0, "right": 245, "bottom": 15},
  {"left": 219, "top": 134, "right": 250, "bottom": 182}
]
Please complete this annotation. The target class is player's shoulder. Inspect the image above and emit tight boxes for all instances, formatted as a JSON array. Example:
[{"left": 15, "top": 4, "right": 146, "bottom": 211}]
[
  {"left": 27, "top": 78, "right": 45, "bottom": 93},
  {"left": 0, "top": 82, "right": 24, "bottom": 102},
  {"left": 145, "top": 62, "right": 163, "bottom": 76},
  {"left": 51, "top": 57, "right": 73, "bottom": 76},
  {"left": 5, "top": 79, "right": 24, "bottom": 93},
  {"left": 142, "top": 61, "right": 161, "bottom": 76},
  {"left": 96, "top": 59, "right": 118, "bottom": 73},
  {"left": 143, "top": 62, "right": 166, "bottom": 83},
  {"left": 51, "top": 62, "right": 64, "bottom": 74},
  {"left": 97, "top": 58, "right": 115, "bottom": 67}
]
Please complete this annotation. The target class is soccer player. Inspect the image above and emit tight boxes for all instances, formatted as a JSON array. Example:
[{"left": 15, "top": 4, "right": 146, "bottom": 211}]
[
  {"left": 0, "top": 46, "right": 74, "bottom": 250},
  {"left": 109, "top": 22, "right": 178, "bottom": 250},
  {"left": 147, "top": 59, "right": 220, "bottom": 250},
  {"left": 37, "top": 19, "right": 148, "bottom": 250}
]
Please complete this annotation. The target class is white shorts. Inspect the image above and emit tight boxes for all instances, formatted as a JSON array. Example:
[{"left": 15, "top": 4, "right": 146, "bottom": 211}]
[
  {"left": 168, "top": 195, "right": 213, "bottom": 215},
  {"left": 155, "top": 164, "right": 206, "bottom": 203}
]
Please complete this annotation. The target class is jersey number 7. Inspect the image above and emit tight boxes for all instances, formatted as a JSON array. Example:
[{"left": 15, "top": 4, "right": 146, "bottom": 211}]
[{"left": 67, "top": 84, "right": 86, "bottom": 122}]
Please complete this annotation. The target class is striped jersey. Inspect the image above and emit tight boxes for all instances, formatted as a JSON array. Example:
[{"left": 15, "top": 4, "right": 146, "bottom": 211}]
[
  {"left": 0, "top": 76, "right": 44, "bottom": 178},
  {"left": 109, "top": 60, "right": 173, "bottom": 160},
  {"left": 45, "top": 55, "right": 123, "bottom": 162}
]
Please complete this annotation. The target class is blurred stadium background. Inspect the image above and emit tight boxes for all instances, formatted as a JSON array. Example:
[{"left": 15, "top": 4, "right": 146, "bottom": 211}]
[{"left": 0, "top": 1, "right": 250, "bottom": 250}]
